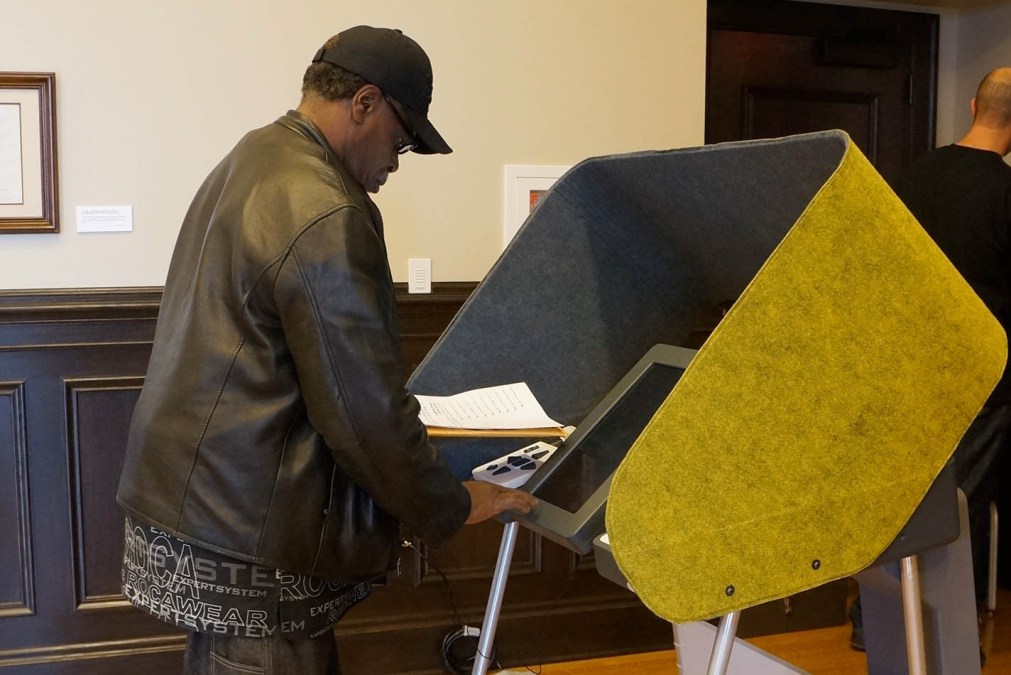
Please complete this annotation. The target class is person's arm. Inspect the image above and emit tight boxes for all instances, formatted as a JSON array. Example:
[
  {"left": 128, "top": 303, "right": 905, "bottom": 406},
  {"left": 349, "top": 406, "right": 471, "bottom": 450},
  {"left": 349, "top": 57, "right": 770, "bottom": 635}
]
[{"left": 273, "top": 204, "right": 533, "bottom": 539}]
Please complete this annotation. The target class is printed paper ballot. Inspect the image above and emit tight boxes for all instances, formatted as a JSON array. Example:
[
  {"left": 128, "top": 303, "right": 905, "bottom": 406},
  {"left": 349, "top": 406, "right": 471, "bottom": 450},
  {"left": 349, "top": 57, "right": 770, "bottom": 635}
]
[{"left": 416, "top": 383, "right": 563, "bottom": 435}]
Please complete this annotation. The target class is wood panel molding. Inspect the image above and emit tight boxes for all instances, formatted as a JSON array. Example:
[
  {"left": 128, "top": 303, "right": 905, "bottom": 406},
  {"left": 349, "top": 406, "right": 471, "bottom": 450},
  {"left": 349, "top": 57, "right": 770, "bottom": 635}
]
[
  {"left": 0, "top": 283, "right": 476, "bottom": 351},
  {"left": 0, "top": 288, "right": 161, "bottom": 350},
  {"left": 0, "top": 634, "right": 185, "bottom": 669},
  {"left": 0, "top": 380, "right": 34, "bottom": 618},
  {"left": 742, "top": 86, "right": 881, "bottom": 162},
  {"left": 65, "top": 377, "right": 146, "bottom": 612}
]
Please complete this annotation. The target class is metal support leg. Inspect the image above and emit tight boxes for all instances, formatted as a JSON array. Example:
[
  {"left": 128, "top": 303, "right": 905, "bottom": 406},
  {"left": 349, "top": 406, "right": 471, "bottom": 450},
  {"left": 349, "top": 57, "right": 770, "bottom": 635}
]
[
  {"left": 987, "top": 501, "right": 998, "bottom": 613},
  {"left": 706, "top": 611, "right": 741, "bottom": 675},
  {"left": 859, "top": 489, "right": 980, "bottom": 675},
  {"left": 900, "top": 556, "right": 928, "bottom": 675},
  {"left": 982, "top": 502, "right": 999, "bottom": 665},
  {"left": 673, "top": 619, "right": 808, "bottom": 675},
  {"left": 472, "top": 521, "right": 520, "bottom": 675}
]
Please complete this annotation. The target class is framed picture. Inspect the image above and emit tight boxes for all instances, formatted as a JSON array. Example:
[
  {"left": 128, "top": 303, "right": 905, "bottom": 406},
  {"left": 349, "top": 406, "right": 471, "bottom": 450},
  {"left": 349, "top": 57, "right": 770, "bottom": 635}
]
[
  {"left": 0, "top": 72, "right": 58, "bottom": 234},
  {"left": 503, "top": 164, "right": 569, "bottom": 248}
]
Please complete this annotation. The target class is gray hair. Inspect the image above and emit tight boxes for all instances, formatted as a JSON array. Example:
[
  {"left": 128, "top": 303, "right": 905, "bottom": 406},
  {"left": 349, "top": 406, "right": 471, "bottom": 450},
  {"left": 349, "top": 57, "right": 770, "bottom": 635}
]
[{"left": 301, "top": 34, "right": 368, "bottom": 101}]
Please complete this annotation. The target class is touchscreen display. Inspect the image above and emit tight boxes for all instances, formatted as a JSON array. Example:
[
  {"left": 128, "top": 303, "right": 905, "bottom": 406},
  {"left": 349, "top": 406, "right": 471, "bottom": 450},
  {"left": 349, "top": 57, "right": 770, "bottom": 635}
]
[{"left": 532, "top": 364, "right": 685, "bottom": 513}]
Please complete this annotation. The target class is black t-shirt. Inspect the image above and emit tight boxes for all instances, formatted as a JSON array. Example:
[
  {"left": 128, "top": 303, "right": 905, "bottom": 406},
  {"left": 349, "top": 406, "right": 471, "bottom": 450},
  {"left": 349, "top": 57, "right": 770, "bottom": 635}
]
[{"left": 897, "top": 144, "right": 1011, "bottom": 402}]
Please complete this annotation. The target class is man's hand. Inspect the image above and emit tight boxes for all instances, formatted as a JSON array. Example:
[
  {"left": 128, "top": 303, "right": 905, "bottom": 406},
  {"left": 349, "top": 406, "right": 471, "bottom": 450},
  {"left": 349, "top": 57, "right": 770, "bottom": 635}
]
[{"left": 462, "top": 480, "right": 538, "bottom": 525}]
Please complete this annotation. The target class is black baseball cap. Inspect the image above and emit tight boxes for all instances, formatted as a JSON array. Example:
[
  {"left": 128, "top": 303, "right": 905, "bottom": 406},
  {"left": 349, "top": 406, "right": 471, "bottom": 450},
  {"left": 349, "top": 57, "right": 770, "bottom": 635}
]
[{"left": 312, "top": 25, "right": 452, "bottom": 155}]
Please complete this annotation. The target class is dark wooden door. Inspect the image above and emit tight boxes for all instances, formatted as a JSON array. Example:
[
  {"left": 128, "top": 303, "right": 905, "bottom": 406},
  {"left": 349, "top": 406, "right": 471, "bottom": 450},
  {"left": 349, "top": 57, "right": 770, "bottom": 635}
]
[{"left": 707, "top": 0, "right": 939, "bottom": 186}]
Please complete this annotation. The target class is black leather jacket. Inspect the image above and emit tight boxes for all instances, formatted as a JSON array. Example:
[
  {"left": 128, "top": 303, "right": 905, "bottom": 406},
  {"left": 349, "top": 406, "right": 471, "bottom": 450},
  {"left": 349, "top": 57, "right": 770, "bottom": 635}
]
[{"left": 117, "top": 111, "right": 470, "bottom": 581}]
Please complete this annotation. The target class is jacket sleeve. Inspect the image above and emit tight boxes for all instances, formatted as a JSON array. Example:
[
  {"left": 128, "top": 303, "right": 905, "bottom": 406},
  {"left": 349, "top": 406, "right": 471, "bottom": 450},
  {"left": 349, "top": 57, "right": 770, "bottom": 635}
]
[{"left": 272, "top": 203, "right": 471, "bottom": 545}]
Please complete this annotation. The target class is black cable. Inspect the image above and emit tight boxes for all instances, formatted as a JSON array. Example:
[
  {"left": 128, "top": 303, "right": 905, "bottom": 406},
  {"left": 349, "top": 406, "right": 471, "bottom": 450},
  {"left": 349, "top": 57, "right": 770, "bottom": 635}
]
[
  {"left": 402, "top": 539, "right": 465, "bottom": 627},
  {"left": 403, "top": 539, "right": 497, "bottom": 673},
  {"left": 441, "top": 624, "right": 500, "bottom": 674},
  {"left": 407, "top": 541, "right": 578, "bottom": 674}
]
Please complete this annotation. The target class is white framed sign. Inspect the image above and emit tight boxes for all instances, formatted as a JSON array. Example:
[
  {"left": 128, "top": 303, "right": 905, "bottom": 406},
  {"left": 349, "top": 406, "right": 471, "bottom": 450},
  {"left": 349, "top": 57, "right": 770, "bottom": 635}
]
[{"left": 503, "top": 164, "right": 569, "bottom": 248}]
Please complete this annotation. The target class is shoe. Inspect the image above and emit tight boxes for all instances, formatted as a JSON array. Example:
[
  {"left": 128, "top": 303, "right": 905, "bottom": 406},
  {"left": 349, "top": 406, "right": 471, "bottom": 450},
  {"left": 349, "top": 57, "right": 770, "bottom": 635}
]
[
  {"left": 849, "top": 597, "right": 865, "bottom": 652},
  {"left": 850, "top": 625, "right": 866, "bottom": 652}
]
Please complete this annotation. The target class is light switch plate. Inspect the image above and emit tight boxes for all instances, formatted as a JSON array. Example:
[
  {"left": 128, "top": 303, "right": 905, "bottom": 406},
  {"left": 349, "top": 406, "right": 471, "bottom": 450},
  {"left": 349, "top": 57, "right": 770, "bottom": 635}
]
[{"left": 408, "top": 258, "right": 431, "bottom": 294}]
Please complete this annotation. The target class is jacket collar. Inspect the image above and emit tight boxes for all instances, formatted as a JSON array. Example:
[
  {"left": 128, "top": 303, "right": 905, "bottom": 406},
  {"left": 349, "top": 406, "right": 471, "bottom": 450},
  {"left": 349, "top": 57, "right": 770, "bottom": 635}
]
[
  {"left": 277, "top": 109, "right": 339, "bottom": 169},
  {"left": 275, "top": 110, "right": 385, "bottom": 239}
]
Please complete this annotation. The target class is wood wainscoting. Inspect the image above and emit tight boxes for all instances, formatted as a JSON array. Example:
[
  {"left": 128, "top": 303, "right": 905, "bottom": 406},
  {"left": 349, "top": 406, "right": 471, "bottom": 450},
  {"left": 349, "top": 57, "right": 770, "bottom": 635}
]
[{"left": 0, "top": 285, "right": 844, "bottom": 674}]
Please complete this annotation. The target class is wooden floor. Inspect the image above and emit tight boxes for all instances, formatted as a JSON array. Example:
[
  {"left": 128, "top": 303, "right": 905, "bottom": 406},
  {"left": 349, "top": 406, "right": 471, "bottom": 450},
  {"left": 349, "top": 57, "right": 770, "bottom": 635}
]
[{"left": 502, "top": 588, "right": 1011, "bottom": 674}]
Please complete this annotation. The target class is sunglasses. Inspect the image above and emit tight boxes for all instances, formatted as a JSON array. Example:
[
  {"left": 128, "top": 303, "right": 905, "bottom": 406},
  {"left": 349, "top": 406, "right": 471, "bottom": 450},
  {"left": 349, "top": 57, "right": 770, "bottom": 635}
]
[{"left": 385, "top": 95, "right": 418, "bottom": 155}]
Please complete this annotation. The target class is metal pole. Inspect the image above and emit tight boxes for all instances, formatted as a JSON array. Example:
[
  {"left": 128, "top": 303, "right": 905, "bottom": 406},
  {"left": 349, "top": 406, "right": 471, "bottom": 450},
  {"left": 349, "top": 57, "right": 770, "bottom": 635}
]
[
  {"left": 472, "top": 521, "right": 520, "bottom": 675},
  {"left": 987, "top": 501, "right": 998, "bottom": 613},
  {"left": 982, "top": 502, "right": 1000, "bottom": 663},
  {"left": 899, "top": 555, "right": 928, "bottom": 675},
  {"left": 706, "top": 611, "right": 741, "bottom": 675}
]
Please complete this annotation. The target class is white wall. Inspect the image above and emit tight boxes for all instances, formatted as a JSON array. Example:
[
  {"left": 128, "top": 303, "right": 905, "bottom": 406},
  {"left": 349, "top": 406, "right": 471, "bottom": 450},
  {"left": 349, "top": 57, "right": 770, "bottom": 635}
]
[
  {"left": 951, "top": 4, "right": 1011, "bottom": 144},
  {"left": 0, "top": 1, "right": 706, "bottom": 290}
]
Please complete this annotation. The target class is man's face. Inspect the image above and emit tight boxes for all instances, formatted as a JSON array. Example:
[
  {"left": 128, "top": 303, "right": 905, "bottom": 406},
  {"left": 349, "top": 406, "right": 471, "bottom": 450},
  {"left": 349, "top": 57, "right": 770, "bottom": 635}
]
[{"left": 345, "top": 95, "right": 416, "bottom": 194}]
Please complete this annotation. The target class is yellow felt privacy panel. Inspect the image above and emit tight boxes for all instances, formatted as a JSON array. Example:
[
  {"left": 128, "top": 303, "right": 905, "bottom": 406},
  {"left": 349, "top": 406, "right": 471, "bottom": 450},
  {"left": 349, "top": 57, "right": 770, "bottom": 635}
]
[{"left": 606, "top": 138, "right": 1007, "bottom": 623}]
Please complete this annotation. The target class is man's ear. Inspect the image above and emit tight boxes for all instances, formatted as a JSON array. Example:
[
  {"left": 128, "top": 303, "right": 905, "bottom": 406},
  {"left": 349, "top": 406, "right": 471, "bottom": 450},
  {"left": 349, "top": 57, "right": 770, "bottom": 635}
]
[{"left": 350, "top": 84, "right": 383, "bottom": 124}]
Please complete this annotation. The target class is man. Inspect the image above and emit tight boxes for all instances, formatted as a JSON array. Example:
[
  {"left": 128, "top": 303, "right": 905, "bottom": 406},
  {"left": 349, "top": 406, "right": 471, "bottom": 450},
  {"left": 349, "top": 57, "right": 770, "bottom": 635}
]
[
  {"left": 851, "top": 67, "right": 1011, "bottom": 651},
  {"left": 897, "top": 67, "right": 1011, "bottom": 601},
  {"left": 116, "top": 26, "right": 536, "bottom": 674}
]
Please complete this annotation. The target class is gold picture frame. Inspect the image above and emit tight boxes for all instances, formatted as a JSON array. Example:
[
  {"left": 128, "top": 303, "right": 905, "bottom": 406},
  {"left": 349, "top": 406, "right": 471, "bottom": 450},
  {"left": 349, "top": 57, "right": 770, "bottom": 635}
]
[{"left": 0, "top": 72, "right": 58, "bottom": 234}]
